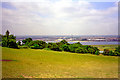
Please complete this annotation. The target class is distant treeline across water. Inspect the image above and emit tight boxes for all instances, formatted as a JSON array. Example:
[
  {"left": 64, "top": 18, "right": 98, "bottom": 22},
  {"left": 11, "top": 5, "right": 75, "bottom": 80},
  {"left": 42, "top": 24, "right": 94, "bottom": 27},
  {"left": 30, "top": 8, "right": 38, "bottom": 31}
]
[
  {"left": 16, "top": 35, "right": 119, "bottom": 45},
  {"left": 46, "top": 41, "right": 118, "bottom": 45}
]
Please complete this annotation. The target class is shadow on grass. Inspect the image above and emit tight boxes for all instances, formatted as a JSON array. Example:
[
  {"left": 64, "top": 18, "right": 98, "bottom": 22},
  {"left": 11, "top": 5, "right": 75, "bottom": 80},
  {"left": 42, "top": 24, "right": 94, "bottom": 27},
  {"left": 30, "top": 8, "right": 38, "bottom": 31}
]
[{"left": 0, "top": 59, "right": 17, "bottom": 61}]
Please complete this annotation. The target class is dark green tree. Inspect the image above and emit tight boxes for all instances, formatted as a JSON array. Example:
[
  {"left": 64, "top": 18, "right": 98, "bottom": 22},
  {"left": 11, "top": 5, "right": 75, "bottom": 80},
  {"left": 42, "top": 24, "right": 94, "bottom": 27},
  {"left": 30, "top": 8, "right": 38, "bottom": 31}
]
[
  {"left": 22, "top": 38, "right": 32, "bottom": 45},
  {"left": 8, "top": 39, "right": 18, "bottom": 48},
  {"left": 6, "top": 30, "right": 10, "bottom": 46},
  {"left": 47, "top": 43, "right": 61, "bottom": 51},
  {"left": 57, "top": 40, "right": 69, "bottom": 47},
  {"left": 62, "top": 44, "right": 70, "bottom": 51},
  {"left": 6, "top": 30, "right": 10, "bottom": 37},
  {"left": 75, "top": 47, "right": 84, "bottom": 53},
  {"left": 30, "top": 44, "right": 40, "bottom": 49},
  {"left": 60, "top": 40, "right": 68, "bottom": 44},
  {"left": 68, "top": 42, "right": 82, "bottom": 53},
  {"left": 9, "top": 35, "right": 16, "bottom": 39},
  {"left": 88, "top": 48, "right": 95, "bottom": 54},
  {"left": 2, "top": 30, "right": 18, "bottom": 48},
  {"left": 28, "top": 40, "right": 47, "bottom": 49}
]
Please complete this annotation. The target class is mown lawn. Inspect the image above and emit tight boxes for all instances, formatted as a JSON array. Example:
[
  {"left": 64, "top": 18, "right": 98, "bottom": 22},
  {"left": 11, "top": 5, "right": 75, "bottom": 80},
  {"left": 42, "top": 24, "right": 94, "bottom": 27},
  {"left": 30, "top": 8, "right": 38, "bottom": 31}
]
[{"left": 2, "top": 47, "right": 118, "bottom": 78}]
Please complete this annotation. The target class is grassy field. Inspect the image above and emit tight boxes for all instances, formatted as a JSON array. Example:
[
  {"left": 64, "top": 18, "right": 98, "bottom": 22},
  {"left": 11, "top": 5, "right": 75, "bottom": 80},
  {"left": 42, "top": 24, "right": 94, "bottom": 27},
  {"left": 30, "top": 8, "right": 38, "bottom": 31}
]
[
  {"left": 2, "top": 47, "right": 118, "bottom": 78},
  {"left": 92, "top": 44, "right": 118, "bottom": 51}
]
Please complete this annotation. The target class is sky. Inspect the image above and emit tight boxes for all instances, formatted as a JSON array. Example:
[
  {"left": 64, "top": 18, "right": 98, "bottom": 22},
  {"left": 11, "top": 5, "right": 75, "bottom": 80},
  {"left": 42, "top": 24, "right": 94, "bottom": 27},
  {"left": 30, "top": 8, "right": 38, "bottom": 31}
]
[{"left": 1, "top": 0, "right": 118, "bottom": 36}]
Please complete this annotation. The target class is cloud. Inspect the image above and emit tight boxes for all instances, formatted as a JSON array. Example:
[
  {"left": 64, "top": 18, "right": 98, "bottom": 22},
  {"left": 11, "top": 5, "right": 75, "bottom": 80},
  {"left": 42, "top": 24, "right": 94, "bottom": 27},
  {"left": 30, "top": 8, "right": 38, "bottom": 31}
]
[{"left": 2, "top": 1, "right": 118, "bottom": 35}]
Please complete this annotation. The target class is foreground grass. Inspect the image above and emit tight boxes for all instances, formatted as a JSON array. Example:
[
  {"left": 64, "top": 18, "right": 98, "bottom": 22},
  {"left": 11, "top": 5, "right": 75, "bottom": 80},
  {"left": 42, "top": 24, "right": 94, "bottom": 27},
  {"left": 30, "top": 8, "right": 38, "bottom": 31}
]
[
  {"left": 2, "top": 47, "right": 118, "bottom": 78},
  {"left": 92, "top": 44, "right": 118, "bottom": 51}
]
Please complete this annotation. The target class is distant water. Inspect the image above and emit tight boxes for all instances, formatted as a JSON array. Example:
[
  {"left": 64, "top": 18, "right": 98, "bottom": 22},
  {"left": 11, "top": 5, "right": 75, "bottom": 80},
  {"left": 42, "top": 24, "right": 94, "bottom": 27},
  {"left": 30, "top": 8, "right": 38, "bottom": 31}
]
[
  {"left": 73, "top": 41, "right": 118, "bottom": 45},
  {"left": 46, "top": 41, "right": 118, "bottom": 45}
]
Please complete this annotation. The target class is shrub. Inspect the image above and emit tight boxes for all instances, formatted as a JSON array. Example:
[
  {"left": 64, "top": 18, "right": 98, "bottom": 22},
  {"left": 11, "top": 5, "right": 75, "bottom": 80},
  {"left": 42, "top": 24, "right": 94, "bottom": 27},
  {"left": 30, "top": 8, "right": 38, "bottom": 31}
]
[
  {"left": 75, "top": 47, "right": 87, "bottom": 53},
  {"left": 95, "top": 51, "right": 100, "bottom": 55},
  {"left": 17, "top": 41, "right": 21, "bottom": 46},
  {"left": 8, "top": 39, "right": 18, "bottom": 48},
  {"left": 22, "top": 38, "right": 32, "bottom": 45},
  {"left": 57, "top": 40, "right": 70, "bottom": 47},
  {"left": 30, "top": 44, "right": 40, "bottom": 49},
  {"left": 2, "top": 31, "right": 18, "bottom": 48},
  {"left": 60, "top": 40, "right": 69, "bottom": 44},
  {"left": 103, "top": 49, "right": 110, "bottom": 55},
  {"left": 88, "top": 48, "right": 95, "bottom": 54},
  {"left": 43, "top": 48, "right": 51, "bottom": 50},
  {"left": 113, "top": 52, "right": 120, "bottom": 56},
  {"left": 47, "top": 43, "right": 61, "bottom": 51},
  {"left": 75, "top": 47, "right": 83, "bottom": 53},
  {"left": 28, "top": 40, "right": 47, "bottom": 49},
  {"left": 115, "top": 46, "right": 120, "bottom": 53},
  {"left": 68, "top": 43, "right": 82, "bottom": 53},
  {"left": 19, "top": 46, "right": 28, "bottom": 49},
  {"left": 62, "top": 44, "right": 70, "bottom": 51},
  {"left": 68, "top": 45, "right": 77, "bottom": 52},
  {"left": 109, "top": 51, "right": 114, "bottom": 56}
]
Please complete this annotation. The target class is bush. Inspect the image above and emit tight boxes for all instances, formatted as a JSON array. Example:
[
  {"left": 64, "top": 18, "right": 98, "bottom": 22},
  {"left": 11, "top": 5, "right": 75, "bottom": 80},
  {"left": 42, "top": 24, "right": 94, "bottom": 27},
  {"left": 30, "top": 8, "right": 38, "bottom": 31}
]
[
  {"left": 88, "top": 48, "right": 95, "bottom": 54},
  {"left": 68, "top": 43, "right": 82, "bottom": 53},
  {"left": 116, "top": 52, "right": 120, "bottom": 56},
  {"left": 75, "top": 47, "right": 83, "bottom": 53},
  {"left": 17, "top": 41, "right": 21, "bottom": 46},
  {"left": 60, "top": 40, "right": 69, "bottom": 44},
  {"left": 95, "top": 51, "right": 100, "bottom": 55},
  {"left": 68, "top": 45, "right": 77, "bottom": 52},
  {"left": 103, "top": 49, "right": 110, "bottom": 55},
  {"left": 57, "top": 40, "right": 70, "bottom": 47},
  {"left": 22, "top": 38, "right": 32, "bottom": 45},
  {"left": 109, "top": 51, "right": 114, "bottom": 56},
  {"left": 47, "top": 43, "right": 61, "bottom": 51},
  {"left": 43, "top": 48, "right": 51, "bottom": 50},
  {"left": 2, "top": 31, "right": 18, "bottom": 48},
  {"left": 75, "top": 47, "right": 87, "bottom": 53},
  {"left": 8, "top": 39, "right": 18, "bottom": 48},
  {"left": 19, "top": 46, "right": 28, "bottom": 49},
  {"left": 30, "top": 44, "right": 40, "bottom": 49},
  {"left": 62, "top": 44, "right": 70, "bottom": 51},
  {"left": 28, "top": 40, "right": 47, "bottom": 49},
  {"left": 115, "top": 46, "right": 120, "bottom": 53}
]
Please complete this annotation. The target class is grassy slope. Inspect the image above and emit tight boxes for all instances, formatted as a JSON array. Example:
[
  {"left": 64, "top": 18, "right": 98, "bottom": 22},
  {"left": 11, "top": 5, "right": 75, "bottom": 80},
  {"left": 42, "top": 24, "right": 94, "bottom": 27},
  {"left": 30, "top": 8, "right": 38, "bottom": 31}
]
[
  {"left": 2, "top": 47, "right": 118, "bottom": 78},
  {"left": 92, "top": 45, "right": 118, "bottom": 51}
]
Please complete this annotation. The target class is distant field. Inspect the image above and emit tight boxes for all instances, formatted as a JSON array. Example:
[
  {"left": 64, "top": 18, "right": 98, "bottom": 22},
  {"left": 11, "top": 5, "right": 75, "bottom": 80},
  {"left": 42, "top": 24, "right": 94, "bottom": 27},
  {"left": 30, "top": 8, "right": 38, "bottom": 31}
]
[
  {"left": 92, "top": 44, "right": 118, "bottom": 51},
  {"left": 2, "top": 47, "right": 118, "bottom": 78}
]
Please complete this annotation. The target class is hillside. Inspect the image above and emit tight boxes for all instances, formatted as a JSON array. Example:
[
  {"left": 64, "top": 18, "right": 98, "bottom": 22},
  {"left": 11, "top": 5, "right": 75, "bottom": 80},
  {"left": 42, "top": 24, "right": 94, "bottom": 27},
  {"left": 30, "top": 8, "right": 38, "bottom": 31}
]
[{"left": 2, "top": 47, "right": 118, "bottom": 78}]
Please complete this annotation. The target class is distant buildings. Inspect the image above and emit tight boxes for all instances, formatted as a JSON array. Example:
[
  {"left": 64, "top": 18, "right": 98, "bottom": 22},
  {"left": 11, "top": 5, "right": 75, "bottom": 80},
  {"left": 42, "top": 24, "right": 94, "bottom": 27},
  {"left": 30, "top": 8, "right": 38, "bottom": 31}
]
[{"left": 16, "top": 35, "right": 118, "bottom": 42}]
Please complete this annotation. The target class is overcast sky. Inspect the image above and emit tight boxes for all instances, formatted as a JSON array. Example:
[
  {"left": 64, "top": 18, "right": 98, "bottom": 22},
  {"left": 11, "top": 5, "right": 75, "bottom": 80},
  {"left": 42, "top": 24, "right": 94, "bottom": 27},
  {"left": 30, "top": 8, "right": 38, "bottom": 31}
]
[{"left": 1, "top": 0, "right": 118, "bottom": 35}]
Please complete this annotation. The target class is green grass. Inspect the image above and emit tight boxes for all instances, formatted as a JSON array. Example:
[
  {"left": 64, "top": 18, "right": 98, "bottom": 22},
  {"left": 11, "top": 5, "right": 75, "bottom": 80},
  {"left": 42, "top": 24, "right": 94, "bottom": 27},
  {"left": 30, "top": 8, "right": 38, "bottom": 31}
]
[
  {"left": 92, "top": 45, "right": 118, "bottom": 51},
  {"left": 2, "top": 47, "right": 118, "bottom": 78}
]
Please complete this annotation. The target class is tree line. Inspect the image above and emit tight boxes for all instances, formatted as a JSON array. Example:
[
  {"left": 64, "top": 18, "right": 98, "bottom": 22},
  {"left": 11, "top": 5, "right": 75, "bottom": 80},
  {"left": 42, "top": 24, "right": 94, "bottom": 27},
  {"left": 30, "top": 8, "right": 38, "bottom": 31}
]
[{"left": 0, "top": 30, "right": 120, "bottom": 56}]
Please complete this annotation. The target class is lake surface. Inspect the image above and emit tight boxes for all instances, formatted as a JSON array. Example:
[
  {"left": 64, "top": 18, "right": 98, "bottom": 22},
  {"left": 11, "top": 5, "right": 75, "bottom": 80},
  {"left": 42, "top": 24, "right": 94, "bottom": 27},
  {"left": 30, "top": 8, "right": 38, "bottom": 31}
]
[
  {"left": 46, "top": 41, "right": 119, "bottom": 45},
  {"left": 74, "top": 41, "right": 118, "bottom": 45}
]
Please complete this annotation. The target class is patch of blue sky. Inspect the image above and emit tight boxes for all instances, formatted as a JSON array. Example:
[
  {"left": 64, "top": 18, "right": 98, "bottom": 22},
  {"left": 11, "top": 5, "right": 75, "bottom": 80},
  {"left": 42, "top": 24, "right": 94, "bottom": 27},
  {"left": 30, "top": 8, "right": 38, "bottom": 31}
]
[
  {"left": 91, "top": 2, "right": 118, "bottom": 18},
  {"left": 72, "top": 0, "right": 118, "bottom": 2},
  {"left": 1, "top": 0, "right": 119, "bottom": 2},
  {"left": 0, "top": 2, "right": 2, "bottom": 7},
  {"left": 90, "top": 2, "right": 116, "bottom": 10},
  {"left": 2, "top": 2, "right": 16, "bottom": 10}
]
